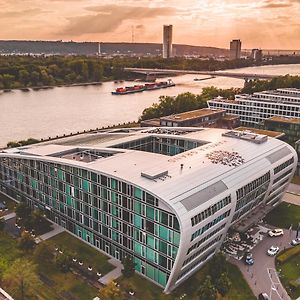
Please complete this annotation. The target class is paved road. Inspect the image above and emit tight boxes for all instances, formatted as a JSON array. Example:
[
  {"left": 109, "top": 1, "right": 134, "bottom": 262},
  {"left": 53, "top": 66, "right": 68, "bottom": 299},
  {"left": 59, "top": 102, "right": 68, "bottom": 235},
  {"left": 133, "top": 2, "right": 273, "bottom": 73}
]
[{"left": 230, "top": 228, "right": 296, "bottom": 300}]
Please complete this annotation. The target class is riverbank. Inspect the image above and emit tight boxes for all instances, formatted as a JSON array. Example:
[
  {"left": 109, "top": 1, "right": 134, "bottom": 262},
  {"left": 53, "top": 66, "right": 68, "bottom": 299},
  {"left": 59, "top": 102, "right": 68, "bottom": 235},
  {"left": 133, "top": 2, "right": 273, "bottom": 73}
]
[{"left": 0, "top": 81, "right": 116, "bottom": 93}]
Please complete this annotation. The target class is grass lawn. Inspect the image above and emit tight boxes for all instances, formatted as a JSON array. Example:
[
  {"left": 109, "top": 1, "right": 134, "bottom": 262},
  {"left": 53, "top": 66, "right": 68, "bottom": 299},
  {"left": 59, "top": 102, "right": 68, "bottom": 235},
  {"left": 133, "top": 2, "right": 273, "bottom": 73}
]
[
  {"left": 37, "top": 260, "right": 98, "bottom": 300},
  {"left": 0, "top": 193, "right": 17, "bottom": 217},
  {"left": 291, "top": 176, "right": 300, "bottom": 185},
  {"left": 276, "top": 246, "right": 300, "bottom": 299},
  {"left": 0, "top": 231, "right": 99, "bottom": 300},
  {"left": 48, "top": 231, "right": 114, "bottom": 275},
  {"left": 264, "top": 202, "right": 300, "bottom": 230},
  {"left": 118, "top": 261, "right": 255, "bottom": 300}
]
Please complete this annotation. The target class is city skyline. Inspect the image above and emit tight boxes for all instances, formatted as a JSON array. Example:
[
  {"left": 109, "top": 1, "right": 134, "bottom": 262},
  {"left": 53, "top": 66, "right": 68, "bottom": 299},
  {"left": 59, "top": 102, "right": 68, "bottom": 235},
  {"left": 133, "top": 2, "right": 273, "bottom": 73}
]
[{"left": 1, "top": 0, "right": 300, "bottom": 49}]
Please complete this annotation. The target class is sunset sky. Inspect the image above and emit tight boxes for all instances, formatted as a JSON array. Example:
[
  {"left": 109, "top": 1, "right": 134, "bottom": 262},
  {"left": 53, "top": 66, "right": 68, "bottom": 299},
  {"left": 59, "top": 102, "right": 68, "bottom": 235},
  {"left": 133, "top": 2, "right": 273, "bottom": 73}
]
[{"left": 0, "top": 0, "right": 299, "bottom": 49}]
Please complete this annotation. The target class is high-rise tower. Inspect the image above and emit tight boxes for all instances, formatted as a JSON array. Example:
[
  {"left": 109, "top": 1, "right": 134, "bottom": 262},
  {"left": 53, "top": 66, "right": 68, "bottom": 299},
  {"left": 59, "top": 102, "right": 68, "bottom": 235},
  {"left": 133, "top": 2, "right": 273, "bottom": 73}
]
[
  {"left": 230, "top": 39, "right": 241, "bottom": 60},
  {"left": 163, "top": 25, "right": 173, "bottom": 58}
]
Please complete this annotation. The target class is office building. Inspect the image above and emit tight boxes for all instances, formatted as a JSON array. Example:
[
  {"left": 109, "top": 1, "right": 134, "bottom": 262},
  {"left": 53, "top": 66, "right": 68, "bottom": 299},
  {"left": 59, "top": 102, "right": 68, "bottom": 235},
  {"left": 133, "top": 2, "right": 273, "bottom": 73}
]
[
  {"left": 229, "top": 39, "right": 241, "bottom": 60},
  {"left": 141, "top": 108, "right": 240, "bottom": 129},
  {"left": 208, "top": 88, "right": 300, "bottom": 127},
  {"left": 251, "top": 49, "right": 263, "bottom": 62},
  {"left": 163, "top": 25, "right": 173, "bottom": 58},
  {"left": 295, "top": 140, "right": 300, "bottom": 176},
  {"left": 0, "top": 128, "right": 296, "bottom": 293},
  {"left": 265, "top": 117, "right": 300, "bottom": 145}
]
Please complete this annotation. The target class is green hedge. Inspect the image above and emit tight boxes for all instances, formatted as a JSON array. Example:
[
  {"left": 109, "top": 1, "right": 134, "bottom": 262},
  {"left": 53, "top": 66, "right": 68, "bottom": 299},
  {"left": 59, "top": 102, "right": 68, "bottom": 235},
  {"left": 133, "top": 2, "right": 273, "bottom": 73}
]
[{"left": 277, "top": 245, "right": 300, "bottom": 264}]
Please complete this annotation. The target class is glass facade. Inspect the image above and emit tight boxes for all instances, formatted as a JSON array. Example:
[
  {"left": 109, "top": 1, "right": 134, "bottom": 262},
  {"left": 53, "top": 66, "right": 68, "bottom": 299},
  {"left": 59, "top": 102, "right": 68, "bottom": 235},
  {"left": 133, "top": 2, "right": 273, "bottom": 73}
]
[
  {"left": 110, "top": 136, "right": 206, "bottom": 157},
  {"left": 0, "top": 157, "right": 180, "bottom": 288}
]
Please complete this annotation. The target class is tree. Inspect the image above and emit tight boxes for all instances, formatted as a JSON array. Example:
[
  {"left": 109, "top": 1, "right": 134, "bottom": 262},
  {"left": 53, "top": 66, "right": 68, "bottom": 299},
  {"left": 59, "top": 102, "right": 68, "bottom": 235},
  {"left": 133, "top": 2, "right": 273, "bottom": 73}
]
[
  {"left": 18, "top": 231, "right": 35, "bottom": 251},
  {"left": 33, "top": 241, "right": 53, "bottom": 263},
  {"left": 18, "top": 69, "right": 30, "bottom": 86},
  {"left": 215, "top": 272, "right": 231, "bottom": 296},
  {"left": 209, "top": 253, "right": 227, "bottom": 280},
  {"left": 198, "top": 276, "right": 217, "bottom": 300},
  {"left": 121, "top": 256, "right": 135, "bottom": 278},
  {"left": 3, "top": 258, "right": 40, "bottom": 300},
  {"left": 0, "top": 218, "right": 5, "bottom": 231},
  {"left": 2, "top": 74, "right": 15, "bottom": 89},
  {"left": 98, "top": 281, "right": 124, "bottom": 300},
  {"left": 55, "top": 253, "right": 72, "bottom": 273},
  {"left": 15, "top": 202, "right": 31, "bottom": 221}
]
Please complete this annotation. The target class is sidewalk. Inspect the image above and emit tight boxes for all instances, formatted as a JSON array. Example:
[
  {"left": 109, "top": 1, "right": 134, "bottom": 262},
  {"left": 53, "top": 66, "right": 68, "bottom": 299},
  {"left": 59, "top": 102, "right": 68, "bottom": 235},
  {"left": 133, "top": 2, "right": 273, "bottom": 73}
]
[
  {"left": 38, "top": 223, "right": 65, "bottom": 242},
  {"left": 98, "top": 258, "right": 123, "bottom": 285},
  {"left": 3, "top": 212, "right": 16, "bottom": 221},
  {"left": 283, "top": 192, "right": 300, "bottom": 206}
]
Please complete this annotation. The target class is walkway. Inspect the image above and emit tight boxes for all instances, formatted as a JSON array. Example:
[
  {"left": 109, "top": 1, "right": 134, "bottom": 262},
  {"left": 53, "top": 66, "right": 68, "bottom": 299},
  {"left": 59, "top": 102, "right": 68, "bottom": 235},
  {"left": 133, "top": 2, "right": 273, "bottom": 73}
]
[
  {"left": 2, "top": 212, "right": 15, "bottom": 221},
  {"left": 98, "top": 258, "right": 123, "bottom": 285},
  {"left": 283, "top": 192, "right": 300, "bottom": 206},
  {"left": 38, "top": 223, "right": 65, "bottom": 242},
  {"left": 287, "top": 183, "right": 300, "bottom": 195},
  {"left": 230, "top": 228, "right": 294, "bottom": 300}
]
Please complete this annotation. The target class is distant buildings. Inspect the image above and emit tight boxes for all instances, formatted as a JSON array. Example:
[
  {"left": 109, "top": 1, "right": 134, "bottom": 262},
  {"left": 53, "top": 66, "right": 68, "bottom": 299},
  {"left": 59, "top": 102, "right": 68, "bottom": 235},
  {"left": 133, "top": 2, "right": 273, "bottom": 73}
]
[
  {"left": 251, "top": 49, "right": 263, "bottom": 62},
  {"left": 265, "top": 117, "right": 300, "bottom": 145},
  {"left": 229, "top": 39, "right": 241, "bottom": 60},
  {"left": 140, "top": 108, "right": 240, "bottom": 129},
  {"left": 208, "top": 88, "right": 300, "bottom": 127},
  {"left": 163, "top": 25, "right": 173, "bottom": 58}
]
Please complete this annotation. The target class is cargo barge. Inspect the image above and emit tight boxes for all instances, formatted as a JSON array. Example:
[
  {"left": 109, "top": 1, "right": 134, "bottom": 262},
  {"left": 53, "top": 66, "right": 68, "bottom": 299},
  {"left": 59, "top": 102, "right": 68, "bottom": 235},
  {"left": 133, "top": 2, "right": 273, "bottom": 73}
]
[{"left": 112, "top": 79, "right": 175, "bottom": 95}]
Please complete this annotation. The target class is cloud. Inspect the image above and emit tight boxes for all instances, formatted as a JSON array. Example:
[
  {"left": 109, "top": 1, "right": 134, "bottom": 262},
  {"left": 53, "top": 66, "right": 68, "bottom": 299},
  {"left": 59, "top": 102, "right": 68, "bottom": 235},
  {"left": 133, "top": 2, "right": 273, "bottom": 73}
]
[
  {"left": 0, "top": 8, "right": 48, "bottom": 18},
  {"left": 260, "top": 0, "right": 292, "bottom": 8},
  {"left": 60, "top": 4, "right": 176, "bottom": 36}
]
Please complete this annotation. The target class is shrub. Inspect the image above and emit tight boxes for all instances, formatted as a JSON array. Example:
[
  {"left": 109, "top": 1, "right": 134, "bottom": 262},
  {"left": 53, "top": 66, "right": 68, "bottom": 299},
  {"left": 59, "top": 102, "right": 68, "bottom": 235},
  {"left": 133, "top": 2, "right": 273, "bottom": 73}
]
[{"left": 276, "top": 246, "right": 300, "bottom": 264}]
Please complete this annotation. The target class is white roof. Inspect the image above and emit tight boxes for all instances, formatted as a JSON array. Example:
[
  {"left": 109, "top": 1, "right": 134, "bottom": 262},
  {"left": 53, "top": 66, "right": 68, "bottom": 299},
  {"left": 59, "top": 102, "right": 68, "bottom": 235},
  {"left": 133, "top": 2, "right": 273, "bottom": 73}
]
[{"left": 1, "top": 128, "right": 293, "bottom": 208}]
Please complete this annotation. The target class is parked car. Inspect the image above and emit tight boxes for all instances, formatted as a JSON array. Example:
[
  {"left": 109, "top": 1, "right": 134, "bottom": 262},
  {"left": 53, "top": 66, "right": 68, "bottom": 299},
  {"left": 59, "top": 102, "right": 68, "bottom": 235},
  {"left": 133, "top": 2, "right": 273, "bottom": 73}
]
[
  {"left": 268, "top": 229, "right": 283, "bottom": 237},
  {"left": 258, "top": 292, "right": 269, "bottom": 300},
  {"left": 291, "top": 238, "right": 300, "bottom": 246},
  {"left": 267, "top": 246, "right": 279, "bottom": 256},
  {"left": 244, "top": 252, "right": 254, "bottom": 265}
]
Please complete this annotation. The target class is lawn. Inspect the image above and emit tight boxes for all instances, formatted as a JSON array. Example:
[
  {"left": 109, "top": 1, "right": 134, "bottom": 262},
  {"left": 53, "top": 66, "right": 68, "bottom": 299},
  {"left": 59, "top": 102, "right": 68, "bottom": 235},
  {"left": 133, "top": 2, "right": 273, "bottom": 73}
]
[
  {"left": 0, "top": 231, "right": 99, "bottom": 300},
  {"left": 0, "top": 193, "right": 17, "bottom": 217},
  {"left": 276, "top": 246, "right": 300, "bottom": 299},
  {"left": 264, "top": 202, "right": 300, "bottom": 230},
  {"left": 118, "top": 260, "right": 255, "bottom": 300},
  {"left": 48, "top": 231, "right": 114, "bottom": 275}
]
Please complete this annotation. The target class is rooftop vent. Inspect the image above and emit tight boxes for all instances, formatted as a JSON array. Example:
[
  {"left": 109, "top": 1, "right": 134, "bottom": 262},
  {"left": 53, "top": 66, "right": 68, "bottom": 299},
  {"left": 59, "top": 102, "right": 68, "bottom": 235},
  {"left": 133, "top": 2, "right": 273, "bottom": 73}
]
[{"left": 222, "top": 130, "right": 268, "bottom": 144}]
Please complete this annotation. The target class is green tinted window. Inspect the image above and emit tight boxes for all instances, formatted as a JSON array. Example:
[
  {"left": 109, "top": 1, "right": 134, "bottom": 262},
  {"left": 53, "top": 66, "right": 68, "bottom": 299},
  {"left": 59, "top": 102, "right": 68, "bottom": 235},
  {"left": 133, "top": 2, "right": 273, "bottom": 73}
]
[
  {"left": 146, "top": 234, "right": 155, "bottom": 249},
  {"left": 134, "top": 215, "right": 143, "bottom": 229},
  {"left": 159, "top": 225, "right": 168, "bottom": 241},
  {"left": 146, "top": 206, "right": 154, "bottom": 220},
  {"left": 134, "top": 187, "right": 142, "bottom": 199},
  {"left": 159, "top": 240, "right": 167, "bottom": 254},
  {"left": 158, "top": 270, "right": 167, "bottom": 286},
  {"left": 134, "top": 241, "right": 142, "bottom": 255},
  {"left": 146, "top": 247, "right": 156, "bottom": 262},
  {"left": 134, "top": 201, "right": 141, "bottom": 214},
  {"left": 174, "top": 232, "right": 180, "bottom": 246},
  {"left": 82, "top": 180, "right": 90, "bottom": 192}
]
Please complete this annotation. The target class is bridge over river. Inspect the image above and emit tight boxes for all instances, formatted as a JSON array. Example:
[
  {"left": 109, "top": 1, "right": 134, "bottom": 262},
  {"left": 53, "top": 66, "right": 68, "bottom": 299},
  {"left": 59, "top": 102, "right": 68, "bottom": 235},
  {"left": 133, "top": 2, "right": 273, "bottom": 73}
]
[{"left": 124, "top": 67, "right": 276, "bottom": 80}]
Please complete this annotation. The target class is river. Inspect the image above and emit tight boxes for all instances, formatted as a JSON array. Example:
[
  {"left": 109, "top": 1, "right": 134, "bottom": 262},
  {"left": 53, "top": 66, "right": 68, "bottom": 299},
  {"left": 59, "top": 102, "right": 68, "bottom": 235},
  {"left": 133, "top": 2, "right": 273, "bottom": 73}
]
[{"left": 1, "top": 63, "right": 300, "bottom": 148}]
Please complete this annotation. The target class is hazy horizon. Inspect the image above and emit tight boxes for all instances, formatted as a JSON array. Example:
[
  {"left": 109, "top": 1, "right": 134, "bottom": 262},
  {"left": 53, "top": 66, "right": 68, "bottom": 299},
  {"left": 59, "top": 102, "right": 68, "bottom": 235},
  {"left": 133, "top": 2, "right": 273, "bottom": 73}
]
[{"left": 1, "top": 0, "right": 300, "bottom": 50}]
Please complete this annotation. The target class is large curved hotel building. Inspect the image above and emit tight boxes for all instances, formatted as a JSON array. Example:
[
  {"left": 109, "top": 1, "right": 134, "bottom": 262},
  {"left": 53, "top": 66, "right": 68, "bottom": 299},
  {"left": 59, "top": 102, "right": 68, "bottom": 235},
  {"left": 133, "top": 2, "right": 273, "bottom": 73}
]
[{"left": 0, "top": 127, "right": 297, "bottom": 293}]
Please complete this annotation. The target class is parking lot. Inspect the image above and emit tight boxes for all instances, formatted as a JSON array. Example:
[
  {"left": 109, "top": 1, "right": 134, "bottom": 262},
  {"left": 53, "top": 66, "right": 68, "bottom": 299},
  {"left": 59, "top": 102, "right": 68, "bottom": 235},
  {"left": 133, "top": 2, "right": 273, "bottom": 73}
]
[{"left": 229, "top": 227, "right": 296, "bottom": 300}]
